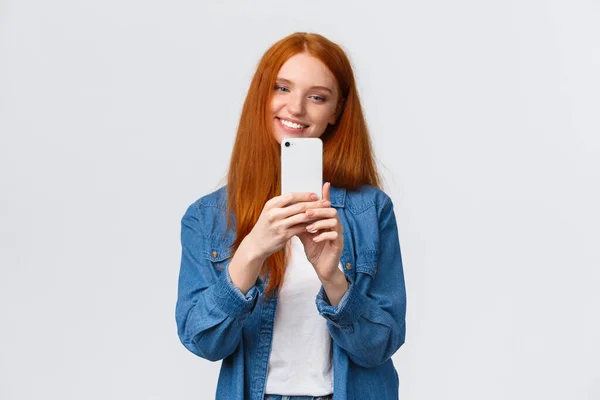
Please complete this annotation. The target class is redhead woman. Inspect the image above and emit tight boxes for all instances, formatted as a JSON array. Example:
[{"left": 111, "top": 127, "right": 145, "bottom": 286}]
[{"left": 176, "top": 32, "right": 407, "bottom": 400}]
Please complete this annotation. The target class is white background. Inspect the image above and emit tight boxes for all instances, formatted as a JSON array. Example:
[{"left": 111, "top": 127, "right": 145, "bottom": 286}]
[{"left": 1, "top": 1, "right": 599, "bottom": 399}]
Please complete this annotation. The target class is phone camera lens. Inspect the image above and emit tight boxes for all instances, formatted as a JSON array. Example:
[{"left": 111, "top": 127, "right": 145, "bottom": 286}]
[{"left": 284, "top": 142, "right": 290, "bottom": 147}]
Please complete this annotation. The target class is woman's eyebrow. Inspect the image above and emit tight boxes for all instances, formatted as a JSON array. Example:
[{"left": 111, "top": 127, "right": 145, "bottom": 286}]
[{"left": 275, "top": 77, "right": 333, "bottom": 94}]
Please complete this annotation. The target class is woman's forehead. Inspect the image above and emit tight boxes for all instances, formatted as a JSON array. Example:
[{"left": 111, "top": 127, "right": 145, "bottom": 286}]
[{"left": 277, "top": 53, "right": 337, "bottom": 88}]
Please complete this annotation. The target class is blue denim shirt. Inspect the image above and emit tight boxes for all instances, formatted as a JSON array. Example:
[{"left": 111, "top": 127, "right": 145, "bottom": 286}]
[{"left": 176, "top": 184, "right": 407, "bottom": 399}]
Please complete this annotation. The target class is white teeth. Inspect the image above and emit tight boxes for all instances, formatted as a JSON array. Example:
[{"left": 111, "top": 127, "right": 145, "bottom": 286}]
[{"left": 280, "top": 118, "right": 307, "bottom": 129}]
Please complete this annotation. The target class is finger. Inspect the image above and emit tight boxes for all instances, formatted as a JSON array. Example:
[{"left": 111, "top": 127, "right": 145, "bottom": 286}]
[
  {"left": 323, "top": 182, "right": 331, "bottom": 203},
  {"left": 282, "top": 202, "right": 332, "bottom": 228},
  {"left": 269, "top": 192, "right": 318, "bottom": 209},
  {"left": 282, "top": 210, "right": 320, "bottom": 229},
  {"left": 278, "top": 198, "right": 329, "bottom": 220},
  {"left": 305, "top": 218, "right": 338, "bottom": 232},
  {"left": 290, "top": 221, "right": 313, "bottom": 235},
  {"left": 312, "top": 230, "right": 339, "bottom": 242},
  {"left": 304, "top": 205, "right": 335, "bottom": 218}
]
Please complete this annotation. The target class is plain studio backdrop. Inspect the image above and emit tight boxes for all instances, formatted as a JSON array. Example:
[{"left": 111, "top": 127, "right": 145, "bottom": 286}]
[{"left": 1, "top": 0, "right": 599, "bottom": 399}]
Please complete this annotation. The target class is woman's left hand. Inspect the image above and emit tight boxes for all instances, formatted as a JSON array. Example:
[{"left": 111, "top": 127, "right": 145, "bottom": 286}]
[{"left": 296, "top": 182, "right": 344, "bottom": 282}]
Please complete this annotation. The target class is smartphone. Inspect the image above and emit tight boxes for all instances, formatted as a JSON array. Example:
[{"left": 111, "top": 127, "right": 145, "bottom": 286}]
[{"left": 280, "top": 137, "right": 323, "bottom": 200}]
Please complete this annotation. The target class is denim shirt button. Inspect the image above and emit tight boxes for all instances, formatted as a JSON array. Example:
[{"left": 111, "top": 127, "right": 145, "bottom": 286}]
[
  {"left": 211, "top": 251, "right": 218, "bottom": 258},
  {"left": 345, "top": 263, "right": 352, "bottom": 270}
]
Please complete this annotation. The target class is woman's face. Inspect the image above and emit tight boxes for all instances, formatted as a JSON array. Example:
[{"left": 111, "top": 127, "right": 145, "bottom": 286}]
[{"left": 270, "top": 52, "right": 340, "bottom": 144}]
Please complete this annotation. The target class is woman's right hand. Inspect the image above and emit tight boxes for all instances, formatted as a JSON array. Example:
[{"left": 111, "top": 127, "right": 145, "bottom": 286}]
[{"left": 245, "top": 192, "right": 327, "bottom": 259}]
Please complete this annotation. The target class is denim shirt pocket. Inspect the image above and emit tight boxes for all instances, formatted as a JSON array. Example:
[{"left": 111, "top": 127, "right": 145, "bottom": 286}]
[
  {"left": 202, "top": 238, "right": 265, "bottom": 305},
  {"left": 203, "top": 246, "right": 233, "bottom": 266},
  {"left": 354, "top": 248, "right": 379, "bottom": 292},
  {"left": 201, "top": 240, "right": 262, "bottom": 322},
  {"left": 202, "top": 236, "right": 235, "bottom": 272},
  {"left": 342, "top": 196, "right": 381, "bottom": 292}
]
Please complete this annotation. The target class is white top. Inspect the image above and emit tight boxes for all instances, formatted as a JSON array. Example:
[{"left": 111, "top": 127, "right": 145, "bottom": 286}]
[{"left": 264, "top": 236, "right": 342, "bottom": 396}]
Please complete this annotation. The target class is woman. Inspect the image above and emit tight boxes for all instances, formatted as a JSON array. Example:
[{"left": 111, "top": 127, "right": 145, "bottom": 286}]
[{"left": 176, "top": 32, "right": 407, "bottom": 400}]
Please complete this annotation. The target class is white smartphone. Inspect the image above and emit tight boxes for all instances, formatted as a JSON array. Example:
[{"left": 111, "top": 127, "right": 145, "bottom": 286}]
[{"left": 281, "top": 137, "right": 323, "bottom": 200}]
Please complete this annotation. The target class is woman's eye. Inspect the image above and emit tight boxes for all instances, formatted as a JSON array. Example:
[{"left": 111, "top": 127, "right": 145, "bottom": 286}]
[
  {"left": 275, "top": 85, "right": 289, "bottom": 92},
  {"left": 310, "top": 95, "right": 326, "bottom": 102}
]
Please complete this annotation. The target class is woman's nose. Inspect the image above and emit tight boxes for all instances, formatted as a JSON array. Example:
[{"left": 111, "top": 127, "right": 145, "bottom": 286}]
[{"left": 287, "top": 94, "right": 306, "bottom": 116}]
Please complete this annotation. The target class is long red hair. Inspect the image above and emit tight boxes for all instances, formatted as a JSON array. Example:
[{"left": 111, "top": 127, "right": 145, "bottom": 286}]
[{"left": 225, "top": 32, "right": 382, "bottom": 298}]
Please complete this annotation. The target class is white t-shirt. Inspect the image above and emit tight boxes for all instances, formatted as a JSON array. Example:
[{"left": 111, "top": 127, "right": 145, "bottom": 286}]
[{"left": 264, "top": 236, "right": 342, "bottom": 396}]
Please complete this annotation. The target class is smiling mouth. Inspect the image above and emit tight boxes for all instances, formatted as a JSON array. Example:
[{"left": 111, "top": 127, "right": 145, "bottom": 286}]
[{"left": 277, "top": 117, "right": 310, "bottom": 129}]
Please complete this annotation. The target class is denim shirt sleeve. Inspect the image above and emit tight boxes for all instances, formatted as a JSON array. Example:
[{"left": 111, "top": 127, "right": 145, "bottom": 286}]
[
  {"left": 315, "top": 196, "right": 407, "bottom": 368},
  {"left": 175, "top": 202, "right": 260, "bottom": 362}
]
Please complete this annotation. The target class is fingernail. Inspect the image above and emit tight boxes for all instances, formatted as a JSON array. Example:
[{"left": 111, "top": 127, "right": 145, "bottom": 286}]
[
  {"left": 306, "top": 210, "right": 314, "bottom": 216},
  {"left": 310, "top": 193, "right": 318, "bottom": 200},
  {"left": 323, "top": 201, "right": 331, "bottom": 207},
  {"left": 306, "top": 225, "right": 314, "bottom": 231}
]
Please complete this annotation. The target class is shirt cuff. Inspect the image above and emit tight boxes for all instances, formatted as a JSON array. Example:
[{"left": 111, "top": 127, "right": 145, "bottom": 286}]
[
  {"left": 211, "top": 263, "right": 261, "bottom": 319},
  {"left": 316, "top": 275, "right": 367, "bottom": 327}
]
